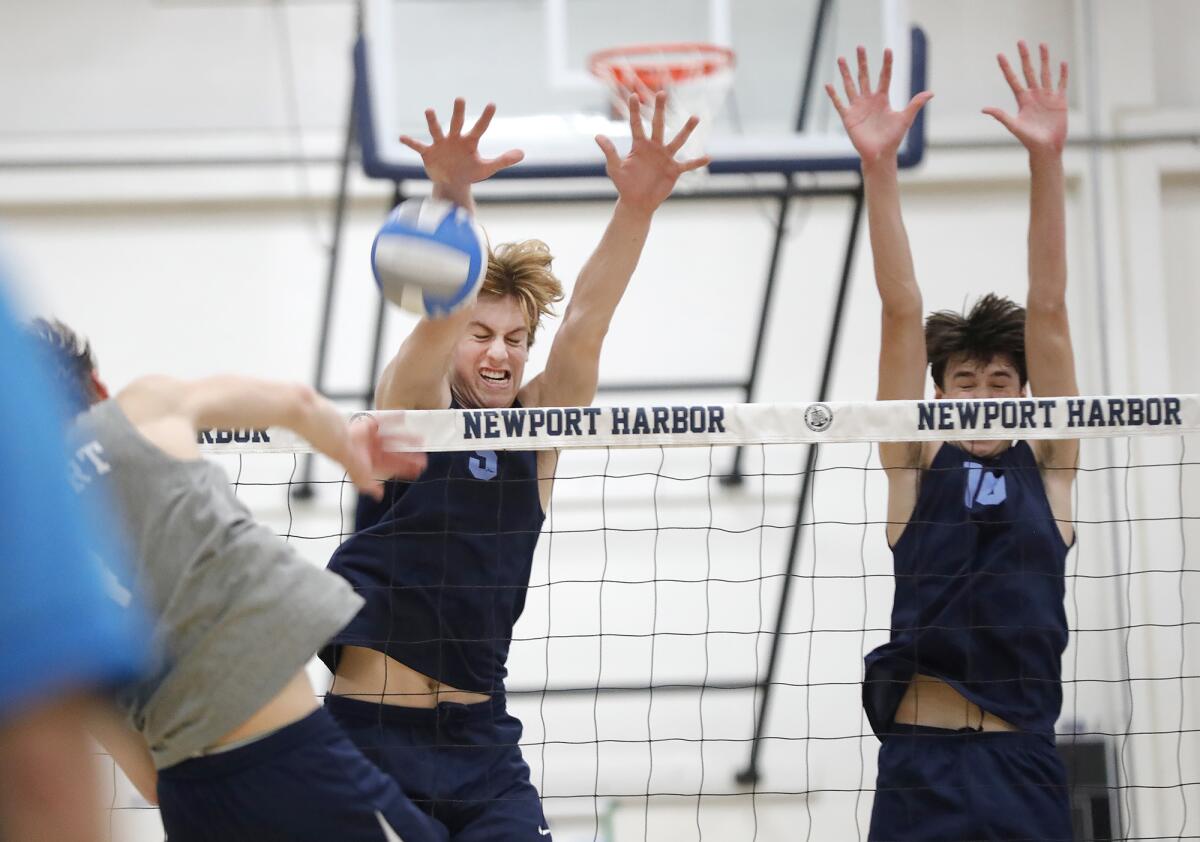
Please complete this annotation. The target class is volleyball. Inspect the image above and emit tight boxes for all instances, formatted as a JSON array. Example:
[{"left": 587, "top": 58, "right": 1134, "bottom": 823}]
[{"left": 370, "top": 197, "right": 487, "bottom": 318}]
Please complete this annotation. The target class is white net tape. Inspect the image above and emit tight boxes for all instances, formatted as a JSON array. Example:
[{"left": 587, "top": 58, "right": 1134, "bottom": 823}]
[{"left": 197, "top": 395, "right": 1200, "bottom": 455}]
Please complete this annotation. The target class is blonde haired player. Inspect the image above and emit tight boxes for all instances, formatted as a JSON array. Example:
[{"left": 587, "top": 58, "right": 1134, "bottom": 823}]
[{"left": 321, "top": 95, "right": 707, "bottom": 839}]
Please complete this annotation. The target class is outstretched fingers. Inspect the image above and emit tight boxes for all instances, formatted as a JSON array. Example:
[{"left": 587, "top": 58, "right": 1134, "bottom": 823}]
[
  {"left": 375, "top": 431, "right": 428, "bottom": 481},
  {"left": 838, "top": 56, "right": 858, "bottom": 102},
  {"left": 481, "top": 148, "right": 526, "bottom": 176},
  {"left": 627, "top": 95, "right": 646, "bottom": 141},
  {"left": 981, "top": 106, "right": 1016, "bottom": 133},
  {"left": 679, "top": 154, "right": 712, "bottom": 174},
  {"left": 878, "top": 48, "right": 893, "bottom": 96},
  {"left": 904, "top": 90, "right": 934, "bottom": 122},
  {"left": 467, "top": 102, "right": 497, "bottom": 141},
  {"left": 650, "top": 91, "right": 666, "bottom": 144},
  {"left": 1018, "top": 40, "right": 1037, "bottom": 89},
  {"left": 997, "top": 52, "right": 1024, "bottom": 98},
  {"left": 398, "top": 135, "right": 430, "bottom": 154},
  {"left": 448, "top": 97, "right": 466, "bottom": 137},
  {"left": 594, "top": 134, "right": 621, "bottom": 170},
  {"left": 824, "top": 83, "right": 847, "bottom": 117},
  {"left": 666, "top": 114, "right": 700, "bottom": 155},
  {"left": 1039, "top": 43, "right": 1052, "bottom": 90},
  {"left": 342, "top": 430, "right": 382, "bottom": 500},
  {"left": 424, "top": 107, "right": 444, "bottom": 142},
  {"left": 1058, "top": 59, "right": 1069, "bottom": 94},
  {"left": 856, "top": 46, "right": 872, "bottom": 96}
]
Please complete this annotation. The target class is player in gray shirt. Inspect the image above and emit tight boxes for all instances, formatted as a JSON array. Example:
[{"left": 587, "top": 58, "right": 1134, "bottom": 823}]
[{"left": 31, "top": 319, "right": 447, "bottom": 842}]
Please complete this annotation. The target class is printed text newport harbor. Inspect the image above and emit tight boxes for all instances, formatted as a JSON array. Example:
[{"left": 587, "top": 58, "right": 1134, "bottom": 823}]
[
  {"left": 917, "top": 397, "right": 1182, "bottom": 431},
  {"left": 464, "top": 405, "right": 727, "bottom": 440}
]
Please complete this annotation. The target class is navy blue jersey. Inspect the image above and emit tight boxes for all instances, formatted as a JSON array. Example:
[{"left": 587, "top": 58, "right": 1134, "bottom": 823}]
[
  {"left": 323, "top": 410, "right": 544, "bottom": 694},
  {"left": 864, "top": 441, "right": 1070, "bottom": 738}
]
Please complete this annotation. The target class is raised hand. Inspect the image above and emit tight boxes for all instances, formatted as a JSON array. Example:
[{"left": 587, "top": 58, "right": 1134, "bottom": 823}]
[
  {"left": 825, "top": 47, "right": 933, "bottom": 166},
  {"left": 983, "top": 42, "right": 1068, "bottom": 155},
  {"left": 399, "top": 98, "right": 524, "bottom": 189},
  {"left": 343, "top": 415, "right": 427, "bottom": 499},
  {"left": 594, "top": 91, "right": 711, "bottom": 214}
]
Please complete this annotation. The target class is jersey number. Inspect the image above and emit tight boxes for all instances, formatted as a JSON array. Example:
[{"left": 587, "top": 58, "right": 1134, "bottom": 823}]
[
  {"left": 469, "top": 450, "right": 498, "bottom": 480},
  {"left": 964, "top": 461, "right": 1007, "bottom": 507}
]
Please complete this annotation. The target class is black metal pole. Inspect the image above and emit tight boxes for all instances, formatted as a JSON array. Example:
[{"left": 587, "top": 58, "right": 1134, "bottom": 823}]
[
  {"left": 736, "top": 179, "right": 864, "bottom": 785},
  {"left": 365, "top": 293, "right": 388, "bottom": 409},
  {"left": 723, "top": 0, "right": 834, "bottom": 486},
  {"left": 362, "top": 181, "right": 405, "bottom": 408},
  {"left": 794, "top": 0, "right": 834, "bottom": 134},
  {"left": 721, "top": 186, "right": 791, "bottom": 486},
  {"left": 292, "top": 46, "right": 360, "bottom": 501}
]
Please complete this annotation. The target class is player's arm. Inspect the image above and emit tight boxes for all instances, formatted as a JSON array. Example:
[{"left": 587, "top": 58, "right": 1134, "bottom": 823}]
[
  {"left": 87, "top": 704, "right": 157, "bottom": 805},
  {"left": 826, "top": 47, "right": 933, "bottom": 469},
  {"left": 984, "top": 42, "right": 1078, "bottom": 473},
  {"left": 375, "top": 314, "right": 470, "bottom": 410},
  {"left": 115, "top": 375, "right": 426, "bottom": 498},
  {"left": 526, "top": 92, "right": 709, "bottom": 408},
  {"left": 375, "top": 99, "right": 525, "bottom": 409}
]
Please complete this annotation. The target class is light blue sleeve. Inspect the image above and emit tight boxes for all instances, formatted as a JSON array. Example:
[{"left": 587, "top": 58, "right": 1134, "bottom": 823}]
[{"left": 0, "top": 285, "right": 149, "bottom": 720}]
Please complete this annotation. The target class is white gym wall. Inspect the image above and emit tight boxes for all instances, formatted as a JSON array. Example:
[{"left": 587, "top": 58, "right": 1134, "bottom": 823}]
[{"left": 1, "top": 1, "right": 1197, "bottom": 840}]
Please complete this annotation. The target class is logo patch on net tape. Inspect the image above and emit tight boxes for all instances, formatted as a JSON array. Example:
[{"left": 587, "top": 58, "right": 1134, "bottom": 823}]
[{"left": 804, "top": 403, "right": 834, "bottom": 433}]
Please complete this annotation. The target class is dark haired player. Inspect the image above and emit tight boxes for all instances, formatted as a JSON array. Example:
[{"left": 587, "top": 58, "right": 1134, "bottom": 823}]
[
  {"left": 826, "top": 43, "right": 1077, "bottom": 839},
  {"left": 28, "top": 318, "right": 448, "bottom": 842},
  {"left": 321, "top": 95, "right": 707, "bottom": 840}
]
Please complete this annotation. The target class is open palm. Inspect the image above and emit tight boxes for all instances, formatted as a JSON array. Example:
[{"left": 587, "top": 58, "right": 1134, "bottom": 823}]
[
  {"left": 983, "top": 42, "right": 1068, "bottom": 153},
  {"left": 595, "top": 92, "right": 710, "bottom": 213},
  {"left": 825, "top": 47, "right": 932, "bottom": 165},
  {"left": 400, "top": 98, "right": 524, "bottom": 187}
]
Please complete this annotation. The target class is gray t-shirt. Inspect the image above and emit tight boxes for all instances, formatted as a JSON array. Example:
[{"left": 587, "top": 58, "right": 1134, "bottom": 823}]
[{"left": 70, "top": 400, "right": 363, "bottom": 769}]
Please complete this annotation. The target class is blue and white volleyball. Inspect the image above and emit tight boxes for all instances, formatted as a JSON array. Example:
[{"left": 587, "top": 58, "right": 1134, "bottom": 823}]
[{"left": 370, "top": 198, "right": 488, "bottom": 318}]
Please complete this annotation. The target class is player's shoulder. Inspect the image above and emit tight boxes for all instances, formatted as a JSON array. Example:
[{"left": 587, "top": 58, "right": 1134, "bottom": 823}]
[
  {"left": 116, "top": 375, "right": 186, "bottom": 422},
  {"left": 111, "top": 376, "right": 202, "bottom": 461}
]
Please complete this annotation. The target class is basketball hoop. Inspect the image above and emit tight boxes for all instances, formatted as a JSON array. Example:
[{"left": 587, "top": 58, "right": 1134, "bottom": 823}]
[{"left": 588, "top": 42, "right": 736, "bottom": 163}]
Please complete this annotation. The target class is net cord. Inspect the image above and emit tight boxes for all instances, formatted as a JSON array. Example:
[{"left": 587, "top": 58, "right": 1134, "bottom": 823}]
[{"left": 197, "top": 394, "right": 1200, "bottom": 455}]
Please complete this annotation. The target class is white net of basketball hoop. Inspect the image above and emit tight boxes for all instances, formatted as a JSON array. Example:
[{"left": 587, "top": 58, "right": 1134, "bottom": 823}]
[{"left": 589, "top": 42, "right": 735, "bottom": 166}]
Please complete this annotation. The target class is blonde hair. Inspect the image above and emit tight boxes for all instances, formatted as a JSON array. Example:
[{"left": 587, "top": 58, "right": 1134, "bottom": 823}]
[{"left": 482, "top": 239, "right": 564, "bottom": 345}]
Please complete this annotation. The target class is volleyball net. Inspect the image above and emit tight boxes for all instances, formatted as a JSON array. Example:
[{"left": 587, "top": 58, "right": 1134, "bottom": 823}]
[{"left": 107, "top": 394, "right": 1200, "bottom": 841}]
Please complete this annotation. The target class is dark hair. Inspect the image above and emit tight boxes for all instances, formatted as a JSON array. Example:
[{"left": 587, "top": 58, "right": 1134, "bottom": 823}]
[
  {"left": 925, "top": 293, "right": 1027, "bottom": 388},
  {"left": 26, "top": 317, "right": 100, "bottom": 414}
]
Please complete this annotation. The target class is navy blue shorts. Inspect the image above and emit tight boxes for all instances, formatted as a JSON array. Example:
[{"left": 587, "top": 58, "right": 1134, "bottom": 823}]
[
  {"left": 869, "top": 725, "right": 1072, "bottom": 841},
  {"left": 157, "top": 708, "right": 448, "bottom": 842},
  {"left": 325, "top": 694, "right": 550, "bottom": 842}
]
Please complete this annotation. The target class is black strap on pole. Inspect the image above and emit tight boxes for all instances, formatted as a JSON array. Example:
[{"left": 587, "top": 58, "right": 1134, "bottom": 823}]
[
  {"left": 723, "top": 0, "right": 833, "bottom": 486},
  {"left": 794, "top": 0, "right": 834, "bottom": 134},
  {"left": 292, "top": 14, "right": 362, "bottom": 500},
  {"left": 736, "top": 178, "right": 864, "bottom": 785},
  {"left": 365, "top": 181, "right": 405, "bottom": 409},
  {"left": 722, "top": 184, "right": 792, "bottom": 486}
]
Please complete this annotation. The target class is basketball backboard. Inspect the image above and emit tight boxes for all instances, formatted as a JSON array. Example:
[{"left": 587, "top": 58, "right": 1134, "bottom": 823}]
[{"left": 356, "top": 0, "right": 925, "bottom": 179}]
